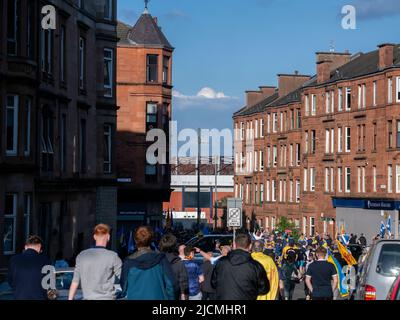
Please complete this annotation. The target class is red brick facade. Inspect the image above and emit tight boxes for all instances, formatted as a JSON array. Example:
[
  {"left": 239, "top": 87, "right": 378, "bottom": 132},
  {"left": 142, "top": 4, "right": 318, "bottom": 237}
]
[{"left": 233, "top": 44, "right": 400, "bottom": 236}]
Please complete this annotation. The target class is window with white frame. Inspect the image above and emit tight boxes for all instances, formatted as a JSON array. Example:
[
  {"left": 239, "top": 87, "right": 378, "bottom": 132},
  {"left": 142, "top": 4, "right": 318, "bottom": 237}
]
[
  {"left": 310, "top": 168, "right": 315, "bottom": 192},
  {"left": 104, "top": 48, "right": 114, "bottom": 97},
  {"left": 296, "top": 144, "right": 301, "bottom": 166},
  {"left": 338, "top": 167, "right": 343, "bottom": 192},
  {"left": 273, "top": 113, "right": 278, "bottom": 133},
  {"left": 388, "top": 78, "right": 393, "bottom": 104},
  {"left": 6, "top": 95, "right": 19, "bottom": 156},
  {"left": 267, "top": 114, "right": 271, "bottom": 133},
  {"left": 325, "top": 168, "right": 330, "bottom": 192},
  {"left": 330, "top": 128, "right": 335, "bottom": 154},
  {"left": 362, "top": 84, "right": 366, "bottom": 108},
  {"left": 331, "top": 90, "right": 335, "bottom": 113},
  {"left": 255, "top": 119, "right": 258, "bottom": 139},
  {"left": 338, "top": 88, "right": 343, "bottom": 111},
  {"left": 373, "top": 166, "right": 377, "bottom": 192},
  {"left": 289, "top": 180, "right": 294, "bottom": 203},
  {"left": 388, "top": 165, "right": 393, "bottom": 193},
  {"left": 396, "top": 77, "right": 400, "bottom": 102},
  {"left": 40, "top": 28, "right": 53, "bottom": 74},
  {"left": 267, "top": 146, "right": 271, "bottom": 167},
  {"left": 303, "top": 217, "right": 307, "bottom": 235},
  {"left": 338, "top": 127, "right": 343, "bottom": 152},
  {"left": 330, "top": 167, "right": 334, "bottom": 192},
  {"left": 358, "top": 85, "right": 362, "bottom": 109},
  {"left": 345, "top": 127, "right": 351, "bottom": 152},
  {"left": 290, "top": 144, "right": 294, "bottom": 166},
  {"left": 396, "top": 165, "right": 400, "bottom": 193},
  {"left": 280, "top": 112, "right": 284, "bottom": 132},
  {"left": 304, "top": 168, "right": 308, "bottom": 191},
  {"left": 295, "top": 180, "right": 300, "bottom": 203},
  {"left": 345, "top": 87, "right": 352, "bottom": 110},
  {"left": 345, "top": 167, "right": 351, "bottom": 193},
  {"left": 283, "top": 180, "right": 287, "bottom": 202},
  {"left": 272, "top": 180, "right": 276, "bottom": 202},
  {"left": 279, "top": 180, "right": 283, "bottom": 202},
  {"left": 259, "top": 150, "right": 264, "bottom": 171},
  {"left": 240, "top": 122, "right": 244, "bottom": 140},
  {"left": 305, "top": 95, "right": 310, "bottom": 116},
  {"left": 4, "top": 193, "right": 17, "bottom": 255},
  {"left": 273, "top": 146, "right": 277, "bottom": 167},
  {"left": 271, "top": 217, "right": 276, "bottom": 230},
  {"left": 311, "top": 94, "right": 317, "bottom": 116},
  {"left": 362, "top": 166, "right": 366, "bottom": 193},
  {"left": 260, "top": 184, "right": 264, "bottom": 204},
  {"left": 266, "top": 180, "right": 270, "bottom": 202},
  {"left": 325, "top": 129, "right": 330, "bottom": 154},
  {"left": 326, "top": 91, "right": 330, "bottom": 114},
  {"left": 260, "top": 118, "right": 264, "bottom": 137},
  {"left": 373, "top": 81, "right": 377, "bottom": 106},
  {"left": 254, "top": 151, "right": 258, "bottom": 172}
]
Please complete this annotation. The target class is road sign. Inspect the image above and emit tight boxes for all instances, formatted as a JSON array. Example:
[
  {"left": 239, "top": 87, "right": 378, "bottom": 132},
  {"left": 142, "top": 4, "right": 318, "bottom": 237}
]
[{"left": 228, "top": 207, "right": 242, "bottom": 228}]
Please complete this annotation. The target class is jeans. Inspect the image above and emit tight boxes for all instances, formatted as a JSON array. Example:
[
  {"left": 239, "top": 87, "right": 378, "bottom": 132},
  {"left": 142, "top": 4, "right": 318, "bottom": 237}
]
[
  {"left": 189, "top": 292, "right": 203, "bottom": 300},
  {"left": 284, "top": 281, "right": 296, "bottom": 300}
]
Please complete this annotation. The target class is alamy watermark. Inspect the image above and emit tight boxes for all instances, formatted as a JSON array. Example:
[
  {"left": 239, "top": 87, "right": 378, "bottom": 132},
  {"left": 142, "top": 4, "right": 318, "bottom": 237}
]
[{"left": 341, "top": 5, "right": 356, "bottom": 30}]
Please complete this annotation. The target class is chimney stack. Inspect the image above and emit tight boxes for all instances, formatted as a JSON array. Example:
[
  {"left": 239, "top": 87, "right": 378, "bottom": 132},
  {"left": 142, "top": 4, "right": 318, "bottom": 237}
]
[
  {"left": 315, "top": 51, "right": 352, "bottom": 84},
  {"left": 378, "top": 43, "right": 395, "bottom": 70},
  {"left": 245, "top": 86, "right": 277, "bottom": 107},
  {"left": 317, "top": 60, "right": 332, "bottom": 84},
  {"left": 277, "top": 73, "right": 311, "bottom": 97}
]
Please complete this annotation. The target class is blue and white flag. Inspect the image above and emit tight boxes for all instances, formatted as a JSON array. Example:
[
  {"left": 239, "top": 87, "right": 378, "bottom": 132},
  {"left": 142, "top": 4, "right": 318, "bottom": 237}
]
[
  {"left": 387, "top": 216, "right": 392, "bottom": 237},
  {"left": 380, "top": 221, "right": 386, "bottom": 238},
  {"left": 340, "top": 234, "right": 350, "bottom": 246}
]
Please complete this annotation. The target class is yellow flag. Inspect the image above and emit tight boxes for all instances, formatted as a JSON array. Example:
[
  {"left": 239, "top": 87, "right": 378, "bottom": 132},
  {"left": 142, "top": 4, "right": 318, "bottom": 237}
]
[{"left": 337, "top": 241, "right": 357, "bottom": 266}]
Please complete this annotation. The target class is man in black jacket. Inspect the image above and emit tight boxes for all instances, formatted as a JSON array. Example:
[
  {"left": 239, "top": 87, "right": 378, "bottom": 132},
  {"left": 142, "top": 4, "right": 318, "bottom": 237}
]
[
  {"left": 8, "top": 236, "right": 52, "bottom": 300},
  {"left": 159, "top": 233, "right": 189, "bottom": 300},
  {"left": 211, "top": 232, "right": 270, "bottom": 300}
]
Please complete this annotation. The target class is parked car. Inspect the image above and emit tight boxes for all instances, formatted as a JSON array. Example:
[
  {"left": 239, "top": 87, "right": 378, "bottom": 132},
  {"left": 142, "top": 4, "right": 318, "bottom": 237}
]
[
  {"left": 355, "top": 240, "right": 400, "bottom": 300},
  {"left": 185, "top": 234, "right": 233, "bottom": 264},
  {"left": 387, "top": 275, "right": 400, "bottom": 300}
]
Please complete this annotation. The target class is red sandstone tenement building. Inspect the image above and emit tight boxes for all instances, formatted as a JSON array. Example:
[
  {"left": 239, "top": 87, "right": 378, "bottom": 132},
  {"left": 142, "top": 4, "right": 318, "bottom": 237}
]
[
  {"left": 116, "top": 8, "right": 173, "bottom": 231},
  {"left": 0, "top": 0, "right": 118, "bottom": 266},
  {"left": 233, "top": 44, "right": 400, "bottom": 240}
]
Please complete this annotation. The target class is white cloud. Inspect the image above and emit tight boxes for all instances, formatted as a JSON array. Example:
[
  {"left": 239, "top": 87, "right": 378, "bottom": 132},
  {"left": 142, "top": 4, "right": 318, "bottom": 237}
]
[
  {"left": 172, "top": 87, "right": 240, "bottom": 113},
  {"left": 173, "top": 87, "right": 232, "bottom": 100}
]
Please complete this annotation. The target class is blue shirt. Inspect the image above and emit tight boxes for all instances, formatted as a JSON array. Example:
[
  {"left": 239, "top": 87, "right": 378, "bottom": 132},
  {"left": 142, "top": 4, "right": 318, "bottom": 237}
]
[{"left": 184, "top": 260, "right": 203, "bottom": 296}]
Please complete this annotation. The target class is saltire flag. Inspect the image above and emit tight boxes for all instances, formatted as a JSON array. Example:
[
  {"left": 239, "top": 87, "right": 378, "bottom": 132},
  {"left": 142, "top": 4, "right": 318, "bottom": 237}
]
[
  {"left": 387, "top": 216, "right": 392, "bottom": 237},
  {"left": 380, "top": 221, "right": 386, "bottom": 238},
  {"left": 128, "top": 230, "right": 135, "bottom": 254},
  {"left": 327, "top": 249, "right": 349, "bottom": 298},
  {"left": 340, "top": 234, "right": 350, "bottom": 246}
]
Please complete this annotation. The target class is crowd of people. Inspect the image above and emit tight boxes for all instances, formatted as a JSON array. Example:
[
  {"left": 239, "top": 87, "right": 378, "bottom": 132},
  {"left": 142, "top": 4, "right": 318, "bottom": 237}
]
[{"left": 7, "top": 223, "right": 367, "bottom": 301}]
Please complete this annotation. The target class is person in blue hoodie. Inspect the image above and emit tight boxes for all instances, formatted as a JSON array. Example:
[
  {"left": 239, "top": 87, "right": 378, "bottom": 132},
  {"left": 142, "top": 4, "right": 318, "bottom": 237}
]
[{"left": 120, "top": 226, "right": 176, "bottom": 300}]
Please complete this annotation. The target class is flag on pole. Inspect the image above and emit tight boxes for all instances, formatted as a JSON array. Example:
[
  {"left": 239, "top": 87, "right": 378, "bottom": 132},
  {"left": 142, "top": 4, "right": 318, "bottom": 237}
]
[
  {"left": 380, "top": 221, "right": 386, "bottom": 238},
  {"left": 387, "top": 215, "right": 392, "bottom": 237},
  {"left": 327, "top": 249, "right": 349, "bottom": 298},
  {"left": 337, "top": 240, "right": 357, "bottom": 266}
]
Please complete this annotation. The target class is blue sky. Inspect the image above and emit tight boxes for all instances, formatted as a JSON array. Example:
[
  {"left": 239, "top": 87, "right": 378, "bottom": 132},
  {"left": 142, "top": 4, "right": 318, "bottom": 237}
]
[{"left": 118, "top": 0, "right": 400, "bottom": 132}]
